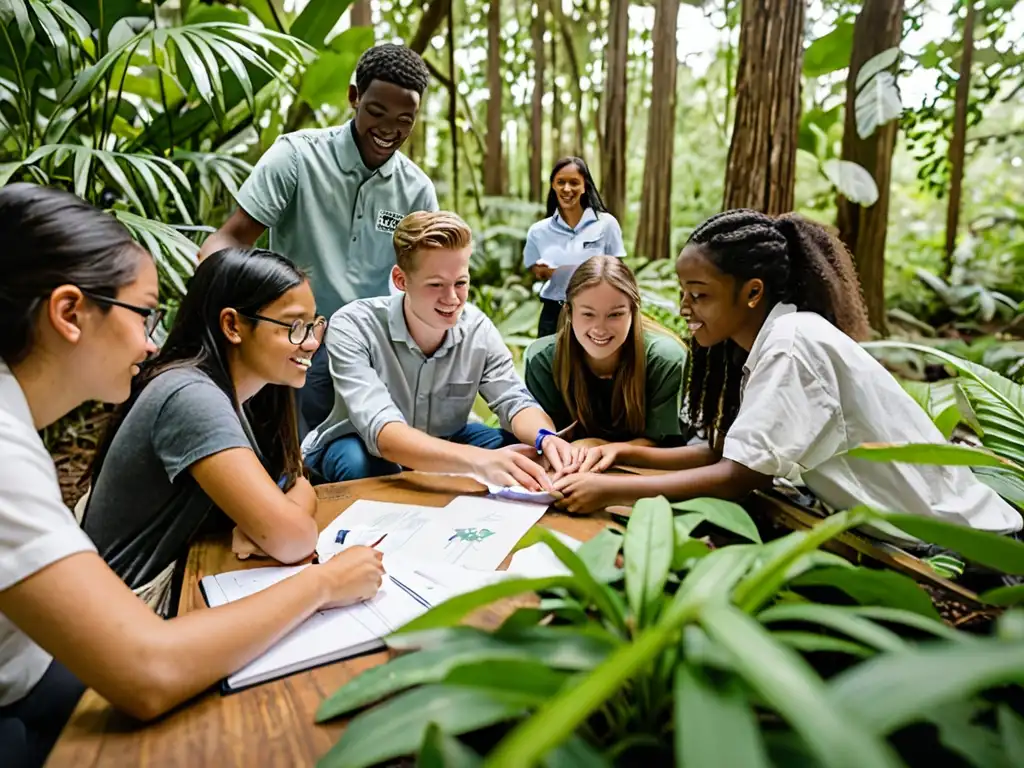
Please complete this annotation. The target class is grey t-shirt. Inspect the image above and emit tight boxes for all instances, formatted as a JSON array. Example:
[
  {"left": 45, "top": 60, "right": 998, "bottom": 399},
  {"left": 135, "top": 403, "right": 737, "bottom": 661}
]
[{"left": 83, "top": 367, "right": 256, "bottom": 589}]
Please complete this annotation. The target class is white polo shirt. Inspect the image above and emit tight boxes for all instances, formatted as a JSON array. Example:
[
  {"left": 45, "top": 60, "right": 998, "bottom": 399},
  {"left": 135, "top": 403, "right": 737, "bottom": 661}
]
[
  {"left": 723, "top": 304, "right": 1022, "bottom": 536},
  {"left": 0, "top": 361, "right": 96, "bottom": 706}
]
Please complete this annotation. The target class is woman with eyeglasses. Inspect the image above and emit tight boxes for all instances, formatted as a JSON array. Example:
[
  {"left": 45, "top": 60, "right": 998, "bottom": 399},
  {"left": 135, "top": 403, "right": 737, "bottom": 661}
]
[
  {"left": 0, "top": 184, "right": 383, "bottom": 768},
  {"left": 83, "top": 247, "right": 332, "bottom": 615}
]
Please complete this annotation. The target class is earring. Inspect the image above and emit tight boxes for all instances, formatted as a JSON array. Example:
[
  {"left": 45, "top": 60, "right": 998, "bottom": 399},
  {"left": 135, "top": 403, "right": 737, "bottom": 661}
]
[{"left": 748, "top": 301, "right": 756, "bottom": 308}]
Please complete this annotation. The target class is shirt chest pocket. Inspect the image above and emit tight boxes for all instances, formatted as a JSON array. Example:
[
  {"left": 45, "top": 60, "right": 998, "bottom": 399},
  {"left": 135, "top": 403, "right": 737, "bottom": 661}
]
[
  {"left": 445, "top": 381, "right": 476, "bottom": 400},
  {"left": 581, "top": 233, "right": 605, "bottom": 255}
]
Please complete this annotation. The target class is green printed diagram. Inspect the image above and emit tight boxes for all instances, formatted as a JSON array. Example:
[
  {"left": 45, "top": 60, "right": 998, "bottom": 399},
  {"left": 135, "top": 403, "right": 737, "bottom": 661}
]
[{"left": 447, "top": 527, "right": 496, "bottom": 544}]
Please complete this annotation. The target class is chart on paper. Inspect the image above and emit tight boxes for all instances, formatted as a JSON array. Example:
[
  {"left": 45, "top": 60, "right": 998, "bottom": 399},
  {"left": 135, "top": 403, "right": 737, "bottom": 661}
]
[{"left": 317, "top": 497, "right": 546, "bottom": 571}]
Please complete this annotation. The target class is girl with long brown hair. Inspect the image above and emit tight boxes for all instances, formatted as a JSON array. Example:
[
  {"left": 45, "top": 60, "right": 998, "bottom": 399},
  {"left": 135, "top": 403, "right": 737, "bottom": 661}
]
[{"left": 524, "top": 256, "right": 686, "bottom": 451}]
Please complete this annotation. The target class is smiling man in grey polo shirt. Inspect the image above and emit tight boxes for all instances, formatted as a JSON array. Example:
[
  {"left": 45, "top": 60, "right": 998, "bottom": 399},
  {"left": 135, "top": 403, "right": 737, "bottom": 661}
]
[
  {"left": 198, "top": 44, "right": 438, "bottom": 432},
  {"left": 303, "top": 211, "right": 579, "bottom": 490}
]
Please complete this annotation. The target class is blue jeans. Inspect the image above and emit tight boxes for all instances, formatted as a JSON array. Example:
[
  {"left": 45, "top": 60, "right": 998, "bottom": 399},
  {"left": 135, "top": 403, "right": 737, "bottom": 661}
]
[{"left": 307, "top": 423, "right": 517, "bottom": 483}]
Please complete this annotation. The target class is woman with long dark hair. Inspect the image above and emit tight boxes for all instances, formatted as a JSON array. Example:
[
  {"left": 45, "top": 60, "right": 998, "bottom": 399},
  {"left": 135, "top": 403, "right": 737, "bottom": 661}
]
[
  {"left": 84, "top": 248, "right": 329, "bottom": 614},
  {"left": 523, "top": 157, "right": 626, "bottom": 337},
  {"left": 0, "top": 184, "right": 383, "bottom": 768}
]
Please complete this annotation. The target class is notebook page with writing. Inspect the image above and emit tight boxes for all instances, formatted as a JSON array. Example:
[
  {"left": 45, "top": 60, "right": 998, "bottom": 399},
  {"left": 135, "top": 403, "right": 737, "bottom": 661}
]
[{"left": 200, "top": 563, "right": 440, "bottom": 692}]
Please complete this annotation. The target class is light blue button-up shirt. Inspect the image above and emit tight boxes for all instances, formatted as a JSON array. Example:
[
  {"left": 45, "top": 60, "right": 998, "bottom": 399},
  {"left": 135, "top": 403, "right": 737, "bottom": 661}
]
[
  {"left": 522, "top": 207, "right": 627, "bottom": 301},
  {"left": 235, "top": 121, "right": 438, "bottom": 317}
]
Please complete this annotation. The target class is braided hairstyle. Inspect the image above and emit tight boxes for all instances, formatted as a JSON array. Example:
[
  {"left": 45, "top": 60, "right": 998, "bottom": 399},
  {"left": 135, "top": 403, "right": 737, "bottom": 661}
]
[
  {"left": 355, "top": 44, "right": 429, "bottom": 96},
  {"left": 682, "top": 209, "right": 870, "bottom": 447}
]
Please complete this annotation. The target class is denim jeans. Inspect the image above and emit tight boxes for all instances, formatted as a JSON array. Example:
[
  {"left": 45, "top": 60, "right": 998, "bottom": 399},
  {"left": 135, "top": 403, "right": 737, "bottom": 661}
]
[{"left": 307, "top": 423, "right": 516, "bottom": 484}]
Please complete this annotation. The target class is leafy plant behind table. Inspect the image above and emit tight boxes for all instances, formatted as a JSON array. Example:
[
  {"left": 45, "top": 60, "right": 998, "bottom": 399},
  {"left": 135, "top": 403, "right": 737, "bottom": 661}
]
[
  {"left": 863, "top": 341, "right": 1024, "bottom": 508},
  {"left": 315, "top": 496, "right": 1024, "bottom": 767}
]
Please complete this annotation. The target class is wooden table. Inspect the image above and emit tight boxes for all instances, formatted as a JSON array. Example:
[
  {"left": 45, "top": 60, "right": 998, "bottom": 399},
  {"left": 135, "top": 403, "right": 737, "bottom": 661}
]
[{"left": 47, "top": 473, "right": 617, "bottom": 768}]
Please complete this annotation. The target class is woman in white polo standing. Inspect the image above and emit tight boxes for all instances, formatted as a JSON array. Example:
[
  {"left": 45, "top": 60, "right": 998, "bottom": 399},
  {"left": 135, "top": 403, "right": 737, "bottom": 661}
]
[{"left": 524, "top": 157, "right": 627, "bottom": 337}]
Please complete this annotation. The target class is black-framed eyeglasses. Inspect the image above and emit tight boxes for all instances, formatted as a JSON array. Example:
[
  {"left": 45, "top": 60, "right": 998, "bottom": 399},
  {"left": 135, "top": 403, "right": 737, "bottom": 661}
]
[
  {"left": 241, "top": 313, "right": 327, "bottom": 345},
  {"left": 81, "top": 291, "right": 165, "bottom": 338}
]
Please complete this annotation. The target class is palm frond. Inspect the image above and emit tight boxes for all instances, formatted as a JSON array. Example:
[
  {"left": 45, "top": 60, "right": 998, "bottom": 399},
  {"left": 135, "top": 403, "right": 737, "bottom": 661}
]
[{"left": 113, "top": 209, "right": 197, "bottom": 298}]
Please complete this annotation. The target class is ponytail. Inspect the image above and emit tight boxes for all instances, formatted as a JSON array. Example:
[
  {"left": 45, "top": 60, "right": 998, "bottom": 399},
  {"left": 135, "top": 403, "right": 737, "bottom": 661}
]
[{"left": 681, "top": 209, "right": 870, "bottom": 444}]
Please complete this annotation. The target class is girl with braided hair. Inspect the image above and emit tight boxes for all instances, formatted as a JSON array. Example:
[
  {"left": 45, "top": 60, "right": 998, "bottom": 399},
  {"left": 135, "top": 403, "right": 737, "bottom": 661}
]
[{"left": 555, "top": 209, "right": 1021, "bottom": 542}]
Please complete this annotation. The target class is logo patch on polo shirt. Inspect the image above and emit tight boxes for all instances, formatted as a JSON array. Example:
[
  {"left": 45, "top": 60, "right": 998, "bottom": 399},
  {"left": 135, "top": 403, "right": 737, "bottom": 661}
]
[{"left": 375, "top": 209, "right": 403, "bottom": 233}]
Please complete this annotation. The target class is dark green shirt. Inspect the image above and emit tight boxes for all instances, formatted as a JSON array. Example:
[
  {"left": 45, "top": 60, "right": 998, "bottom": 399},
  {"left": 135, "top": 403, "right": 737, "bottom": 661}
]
[{"left": 524, "top": 330, "right": 686, "bottom": 442}]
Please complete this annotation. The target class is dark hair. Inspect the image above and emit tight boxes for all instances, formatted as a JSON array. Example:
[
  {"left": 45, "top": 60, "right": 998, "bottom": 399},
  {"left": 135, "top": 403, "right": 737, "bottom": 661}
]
[
  {"left": 682, "top": 209, "right": 871, "bottom": 447},
  {"left": 92, "top": 248, "right": 309, "bottom": 491},
  {"left": 355, "top": 43, "right": 429, "bottom": 96},
  {"left": 0, "top": 183, "right": 147, "bottom": 366},
  {"left": 545, "top": 157, "right": 608, "bottom": 218}
]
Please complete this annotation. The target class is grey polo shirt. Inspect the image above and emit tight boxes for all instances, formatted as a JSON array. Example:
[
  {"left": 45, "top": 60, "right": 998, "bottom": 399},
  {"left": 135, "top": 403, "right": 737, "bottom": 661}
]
[
  {"left": 234, "top": 121, "right": 438, "bottom": 316},
  {"left": 302, "top": 295, "right": 540, "bottom": 457}
]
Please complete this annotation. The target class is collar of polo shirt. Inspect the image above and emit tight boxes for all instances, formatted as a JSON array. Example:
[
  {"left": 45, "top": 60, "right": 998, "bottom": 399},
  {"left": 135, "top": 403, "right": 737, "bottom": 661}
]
[
  {"left": 551, "top": 206, "right": 598, "bottom": 233},
  {"left": 336, "top": 120, "right": 399, "bottom": 179},
  {"left": 386, "top": 293, "right": 466, "bottom": 357}
]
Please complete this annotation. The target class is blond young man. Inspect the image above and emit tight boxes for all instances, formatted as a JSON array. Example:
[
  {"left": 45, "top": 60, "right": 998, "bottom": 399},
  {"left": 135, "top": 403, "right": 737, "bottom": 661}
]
[{"left": 302, "top": 211, "right": 576, "bottom": 489}]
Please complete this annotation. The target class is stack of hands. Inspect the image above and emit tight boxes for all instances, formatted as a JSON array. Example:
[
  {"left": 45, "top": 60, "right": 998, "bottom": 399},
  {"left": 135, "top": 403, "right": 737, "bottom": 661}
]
[{"left": 474, "top": 434, "right": 628, "bottom": 515}]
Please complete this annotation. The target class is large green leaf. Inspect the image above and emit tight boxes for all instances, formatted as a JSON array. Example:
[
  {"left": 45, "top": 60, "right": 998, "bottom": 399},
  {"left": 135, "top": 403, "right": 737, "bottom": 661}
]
[
  {"left": 926, "top": 701, "right": 1011, "bottom": 768},
  {"left": 900, "top": 378, "right": 979, "bottom": 439},
  {"left": 980, "top": 583, "right": 1024, "bottom": 606},
  {"left": 732, "top": 509, "right": 869, "bottom": 612},
  {"left": 319, "top": 685, "right": 536, "bottom": 768},
  {"left": 803, "top": 21, "right": 854, "bottom": 78},
  {"left": 624, "top": 496, "right": 674, "bottom": 627},
  {"left": 758, "top": 603, "right": 908, "bottom": 653},
  {"left": 790, "top": 567, "right": 940, "bottom": 620},
  {"left": 675, "top": 662, "right": 769, "bottom": 768},
  {"left": 417, "top": 723, "right": 481, "bottom": 768},
  {"left": 574, "top": 528, "right": 623, "bottom": 584},
  {"left": 998, "top": 705, "right": 1024, "bottom": 766},
  {"left": 701, "top": 603, "right": 901, "bottom": 768},
  {"left": 298, "top": 26, "right": 373, "bottom": 110},
  {"left": 855, "top": 47, "right": 901, "bottom": 91},
  {"left": 114, "top": 210, "right": 197, "bottom": 296},
  {"left": 828, "top": 640, "right": 1024, "bottom": 734},
  {"left": 290, "top": 0, "right": 354, "bottom": 48},
  {"left": 855, "top": 69, "right": 903, "bottom": 139},
  {"left": 671, "top": 498, "right": 762, "bottom": 543},
  {"left": 880, "top": 513, "right": 1024, "bottom": 575},
  {"left": 769, "top": 631, "right": 874, "bottom": 658},
  {"left": 848, "top": 442, "right": 1020, "bottom": 472},
  {"left": 865, "top": 342, "right": 1024, "bottom": 467},
  {"left": 396, "top": 575, "right": 578, "bottom": 634},
  {"left": 316, "top": 628, "right": 615, "bottom": 721},
  {"left": 486, "top": 547, "right": 758, "bottom": 768}
]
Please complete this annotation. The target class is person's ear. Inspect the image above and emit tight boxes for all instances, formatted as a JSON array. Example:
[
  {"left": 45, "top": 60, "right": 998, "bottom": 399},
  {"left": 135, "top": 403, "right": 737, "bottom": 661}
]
[
  {"left": 348, "top": 84, "right": 359, "bottom": 112},
  {"left": 743, "top": 279, "right": 765, "bottom": 309},
  {"left": 392, "top": 265, "right": 408, "bottom": 293},
  {"left": 47, "top": 285, "right": 86, "bottom": 345},
  {"left": 220, "top": 308, "right": 244, "bottom": 345}
]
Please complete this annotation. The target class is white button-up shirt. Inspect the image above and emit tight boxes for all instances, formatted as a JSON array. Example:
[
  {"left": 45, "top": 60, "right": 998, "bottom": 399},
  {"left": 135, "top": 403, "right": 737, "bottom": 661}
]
[{"left": 723, "top": 303, "right": 1021, "bottom": 536}]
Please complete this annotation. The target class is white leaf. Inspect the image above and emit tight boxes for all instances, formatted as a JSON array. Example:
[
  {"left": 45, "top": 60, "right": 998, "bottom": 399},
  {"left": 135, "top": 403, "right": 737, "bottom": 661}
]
[
  {"left": 821, "top": 159, "right": 880, "bottom": 206},
  {"left": 855, "top": 47, "right": 900, "bottom": 91},
  {"left": 855, "top": 71, "right": 903, "bottom": 139}
]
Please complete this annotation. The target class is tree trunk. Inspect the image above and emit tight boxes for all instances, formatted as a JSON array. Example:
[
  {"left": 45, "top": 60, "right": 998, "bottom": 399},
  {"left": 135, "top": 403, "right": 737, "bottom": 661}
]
[
  {"left": 484, "top": 0, "right": 504, "bottom": 196},
  {"left": 410, "top": 0, "right": 451, "bottom": 55},
  {"left": 634, "top": 0, "right": 679, "bottom": 261},
  {"left": 529, "top": 0, "right": 547, "bottom": 202},
  {"left": 350, "top": 0, "right": 371, "bottom": 27},
  {"left": 554, "top": 4, "right": 586, "bottom": 155},
  {"left": 723, "top": 0, "right": 804, "bottom": 214},
  {"left": 835, "top": 0, "right": 904, "bottom": 334},
  {"left": 944, "top": 0, "right": 976, "bottom": 277},
  {"left": 550, "top": 27, "right": 562, "bottom": 165},
  {"left": 602, "top": 0, "right": 628, "bottom": 221},
  {"left": 447, "top": 0, "right": 458, "bottom": 208}
]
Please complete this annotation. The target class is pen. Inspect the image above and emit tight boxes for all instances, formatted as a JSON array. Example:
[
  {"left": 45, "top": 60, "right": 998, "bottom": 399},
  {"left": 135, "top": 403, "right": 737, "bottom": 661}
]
[{"left": 370, "top": 533, "right": 387, "bottom": 549}]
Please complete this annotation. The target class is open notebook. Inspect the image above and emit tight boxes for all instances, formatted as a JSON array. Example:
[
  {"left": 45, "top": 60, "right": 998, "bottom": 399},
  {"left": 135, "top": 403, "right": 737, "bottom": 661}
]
[{"left": 200, "top": 560, "right": 502, "bottom": 693}]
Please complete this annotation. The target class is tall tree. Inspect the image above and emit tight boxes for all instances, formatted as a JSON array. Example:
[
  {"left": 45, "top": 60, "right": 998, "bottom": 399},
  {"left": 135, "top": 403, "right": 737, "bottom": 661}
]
[
  {"left": 944, "top": 0, "right": 977, "bottom": 277},
  {"left": 350, "top": 0, "right": 371, "bottom": 27},
  {"left": 484, "top": 0, "right": 504, "bottom": 196},
  {"left": 410, "top": 0, "right": 451, "bottom": 54},
  {"left": 723, "top": 0, "right": 804, "bottom": 213},
  {"left": 551, "top": 26, "right": 562, "bottom": 164},
  {"left": 529, "top": 0, "right": 547, "bottom": 202},
  {"left": 602, "top": 0, "right": 628, "bottom": 220},
  {"left": 635, "top": 0, "right": 680, "bottom": 261},
  {"left": 836, "top": 0, "right": 905, "bottom": 333}
]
